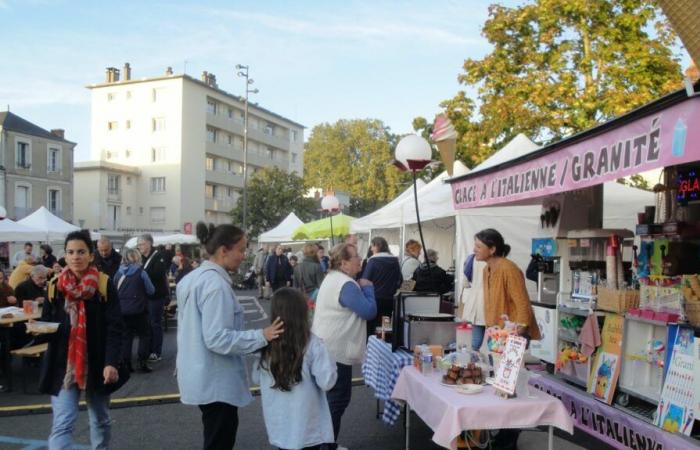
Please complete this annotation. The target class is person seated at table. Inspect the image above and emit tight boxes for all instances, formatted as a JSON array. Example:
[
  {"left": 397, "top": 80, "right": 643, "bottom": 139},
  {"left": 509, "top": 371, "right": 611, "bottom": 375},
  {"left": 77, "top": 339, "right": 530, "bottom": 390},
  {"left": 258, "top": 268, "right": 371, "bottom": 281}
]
[
  {"left": 12, "top": 242, "right": 35, "bottom": 269},
  {"left": 15, "top": 265, "right": 48, "bottom": 304},
  {"left": 0, "top": 270, "right": 17, "bottom": 307},
  {"left": 412, "top": 249, "right": 454, "bottom": 295},
  {"left": 9, "top": 255, "right": 35, "bottom": 289}
]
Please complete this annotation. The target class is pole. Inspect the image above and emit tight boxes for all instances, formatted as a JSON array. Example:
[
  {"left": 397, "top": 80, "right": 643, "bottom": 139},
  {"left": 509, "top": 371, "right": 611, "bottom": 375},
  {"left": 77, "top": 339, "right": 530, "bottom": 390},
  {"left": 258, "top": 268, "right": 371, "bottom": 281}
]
[
  {"left": 242, "top": 71, "right": 249, "bottom": 233},
  {"left": 329, "top": 213, "right": 335, "bottom": 246},
  {"left": 412, "top": 169, "right": 435, "bottom": 292}
]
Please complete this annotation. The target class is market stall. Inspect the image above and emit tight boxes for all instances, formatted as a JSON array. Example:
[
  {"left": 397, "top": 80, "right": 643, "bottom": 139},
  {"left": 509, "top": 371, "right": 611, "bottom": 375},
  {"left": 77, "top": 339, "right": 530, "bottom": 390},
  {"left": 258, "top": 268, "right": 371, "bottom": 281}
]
[
  {"left": 447, "top": 83, "right": 700, "bottom": 445},
  {"left": 257, "top": 212, "right": 305, "bottom": 243}
]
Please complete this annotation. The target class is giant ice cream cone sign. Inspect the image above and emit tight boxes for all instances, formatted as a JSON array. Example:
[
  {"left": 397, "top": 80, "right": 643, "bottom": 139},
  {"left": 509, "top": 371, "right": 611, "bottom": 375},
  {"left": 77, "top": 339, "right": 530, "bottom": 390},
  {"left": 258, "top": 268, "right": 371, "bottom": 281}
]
[{"left": 431, "top": 113, "right": 457, "bottom": 176}]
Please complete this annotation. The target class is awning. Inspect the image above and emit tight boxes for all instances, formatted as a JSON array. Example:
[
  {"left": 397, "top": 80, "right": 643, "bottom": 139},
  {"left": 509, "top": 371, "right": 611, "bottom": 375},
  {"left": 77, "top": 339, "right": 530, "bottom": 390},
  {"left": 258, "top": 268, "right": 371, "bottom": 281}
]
[{"left": 448, "top": 87, "right": 700, "bottom": 209}]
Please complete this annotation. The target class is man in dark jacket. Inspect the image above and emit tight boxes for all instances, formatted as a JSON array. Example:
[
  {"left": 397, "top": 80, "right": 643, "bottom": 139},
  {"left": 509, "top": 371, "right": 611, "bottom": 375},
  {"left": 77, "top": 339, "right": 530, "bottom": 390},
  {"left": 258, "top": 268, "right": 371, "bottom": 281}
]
[
  {"left": 95, "top": 238, "right": 122, "bottom": 279},
  {"left": 265, "top": 245, "right": 292, "bottom": 292},
  {"left": 137, "top": 234, "right": 170, "bottom": 362},
  {"left": 413, "top": 249, "right": 454, "bottom": 295}
]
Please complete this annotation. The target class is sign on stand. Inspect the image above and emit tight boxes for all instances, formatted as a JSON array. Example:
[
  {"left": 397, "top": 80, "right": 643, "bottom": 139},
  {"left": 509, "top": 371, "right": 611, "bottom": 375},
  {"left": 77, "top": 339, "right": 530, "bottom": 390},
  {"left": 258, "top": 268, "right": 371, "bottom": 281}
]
[
  {"left": 588, "top": 314, "right": 624, "bottom": 405},
  {"left": 493, "top": 335, "right": 528, "bottom": 396},
  {"left": 655, "top": 327, "right": 696, "bottom": 435}
]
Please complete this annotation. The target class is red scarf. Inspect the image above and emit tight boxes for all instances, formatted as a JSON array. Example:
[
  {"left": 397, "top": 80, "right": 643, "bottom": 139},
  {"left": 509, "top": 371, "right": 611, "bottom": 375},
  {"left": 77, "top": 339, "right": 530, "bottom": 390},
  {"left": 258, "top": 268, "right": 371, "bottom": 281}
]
[{"left": 58, "top": 266, "right": 100, "bottom": 390}]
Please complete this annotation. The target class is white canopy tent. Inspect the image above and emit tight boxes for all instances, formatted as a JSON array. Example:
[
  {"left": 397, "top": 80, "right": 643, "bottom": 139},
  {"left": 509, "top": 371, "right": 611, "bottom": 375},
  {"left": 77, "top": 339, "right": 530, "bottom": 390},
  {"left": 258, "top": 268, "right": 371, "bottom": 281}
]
[
  {"left": 351, "top": 180, "right": 426, "bottom": 233},
  {"left": 0, "top": 218, "right": 47, "bottom": 242},
  {"left": 17, "top": 207, "right": 100, "bottom": 241},
  {"left": 258, "top": 213, "right": 305, "bottom": 243},
  {"left": 124, "top": 233, "right": 200, "bottom": 248}
]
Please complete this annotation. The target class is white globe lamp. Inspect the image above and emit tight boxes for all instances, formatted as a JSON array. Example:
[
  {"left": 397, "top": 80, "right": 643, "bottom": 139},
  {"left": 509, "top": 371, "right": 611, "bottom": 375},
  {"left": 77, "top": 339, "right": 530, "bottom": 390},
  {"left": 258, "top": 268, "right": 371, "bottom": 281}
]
[
  {"left": 321, "top": 194, "right": 340, "bottom": 212},
  {"left": 394, "top": 135, "right": 432, "bottom": 171}
]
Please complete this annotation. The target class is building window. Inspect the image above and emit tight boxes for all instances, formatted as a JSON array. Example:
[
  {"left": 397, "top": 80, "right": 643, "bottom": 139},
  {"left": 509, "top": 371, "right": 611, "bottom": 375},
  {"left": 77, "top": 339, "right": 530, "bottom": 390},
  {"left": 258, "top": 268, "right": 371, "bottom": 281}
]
[
  {"left": 108, "top": 121, "right": 118, "bottom": 131},
  {"left": 227, "top": 107, "right": 234, "bottom": 118},
  {"left": 150, "top": 207, "right": 165, "bottom": 223},
  {"left": 266, "top": 147, "right": 274, "bottom": 160},
  {"left": 107, "top": 93, "right": 115, "bottom": 101},
  {"left": 206, "top": 157, "right": 214, "bottom": 171},
  {"left": 206, "top": 127, "right": 217, "bottom": 143},
  {"left": 151, "top": 147, "right": 165, "bottom": 162},
  {"left": 126, "top": 206, "right": 132, "bottom": 215},
  {"left": 108, "top": 174, "right": 120, "bottom": 195},
  {"left": 106, "top": 150, "right": 118, "bottom": 160},
  {"left": 291, "top": 130, "right": 298, "bottom": 142},
  {"left": 150, "top": 177, "right": 166, "bottom": 193},
  {"left": 291, "top": 152, "right": 297, "bottom": 163},
  {"left": 47, "top": 189, "right": 61, "bottom": 214},
  {"left": 227, "top": 187, "right": 235, "bottom": 197},
  {"left": 125, "top": 120, "right": 131, "bottom": 129},
  {"left": 227, "top": 134, "right": 232, "bottom": 145},
  {"left": 139, "top": 207, "right": 144, "bottom": 215},
  {"left": 152, "top": 117, "right": 166, "bottom": 132},
  {"left": 265, "top": 123, "right": 275, "bottom": 136},
  {"left": 152, "top": 88, "right": 164, "bottom": 102},
  {"left": 16, "top": 141, "right": 31, "bottom": 169},
  {"left": 205, "top": 184, "right": 214, "bottom": 198},
  {"left": 207, "top": 99, "right": 217, "bottom": 115},
  {"left": 48, "top": 147, "right": 62, "bottom": 172}
]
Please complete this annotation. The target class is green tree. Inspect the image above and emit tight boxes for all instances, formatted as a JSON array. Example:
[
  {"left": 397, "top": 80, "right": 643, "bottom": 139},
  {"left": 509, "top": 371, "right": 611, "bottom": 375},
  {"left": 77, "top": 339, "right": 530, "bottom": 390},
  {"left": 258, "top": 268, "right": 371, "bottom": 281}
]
[
  {"left": 432, "top": 0, "right": 682, "bottom": 167},
  {"left": 304, "top": 119, "right": 407, "bottom": 217},
  {"left": 230, "top": 167, "right": 317, "bottom": 238},
  {"left": 617, "top": 174, "right": 652, "bottom": 191}
]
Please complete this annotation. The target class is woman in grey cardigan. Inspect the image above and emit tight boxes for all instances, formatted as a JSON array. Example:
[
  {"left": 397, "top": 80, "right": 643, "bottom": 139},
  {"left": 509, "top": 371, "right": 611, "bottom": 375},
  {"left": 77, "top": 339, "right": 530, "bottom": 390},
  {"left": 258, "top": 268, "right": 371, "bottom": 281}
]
[{"left": 293, "top": 243, "right": 325, "bottom": 299}]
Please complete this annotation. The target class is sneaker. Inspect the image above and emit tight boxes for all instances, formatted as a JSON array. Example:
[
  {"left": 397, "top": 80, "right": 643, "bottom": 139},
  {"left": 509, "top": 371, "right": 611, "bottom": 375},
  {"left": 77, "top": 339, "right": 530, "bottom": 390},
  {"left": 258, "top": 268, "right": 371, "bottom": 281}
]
[{"left": 148, "top": 353, "right": 161, "bottom": 362}]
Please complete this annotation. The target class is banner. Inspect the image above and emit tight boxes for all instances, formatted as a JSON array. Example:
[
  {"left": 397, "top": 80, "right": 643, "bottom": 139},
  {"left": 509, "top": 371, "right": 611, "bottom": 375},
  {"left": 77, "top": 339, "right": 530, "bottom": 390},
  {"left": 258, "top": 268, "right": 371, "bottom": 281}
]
[
  {"left": 451, "top": 97, "right": 700, "bottom": 209},
  {"left": 530, "top": 375, "right": 696, "bottom": 450}
]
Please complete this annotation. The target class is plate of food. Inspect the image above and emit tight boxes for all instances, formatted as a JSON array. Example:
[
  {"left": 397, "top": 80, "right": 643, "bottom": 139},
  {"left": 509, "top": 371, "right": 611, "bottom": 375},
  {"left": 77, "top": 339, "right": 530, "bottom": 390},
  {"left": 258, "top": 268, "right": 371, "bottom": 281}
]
[
  {"left": 26, "top": 321, "right": 59, "bottom": 334},
  {"left": 455, "top": 384, "right": 484, "bottom": 395}
]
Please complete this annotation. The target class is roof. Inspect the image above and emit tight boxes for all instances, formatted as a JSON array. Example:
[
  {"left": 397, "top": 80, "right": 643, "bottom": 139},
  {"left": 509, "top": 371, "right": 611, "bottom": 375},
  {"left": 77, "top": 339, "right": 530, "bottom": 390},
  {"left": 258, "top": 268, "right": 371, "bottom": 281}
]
[
  {"left": 0, "top": 111, "right": 76, "bottom": 144},
  {"left": 447, "top": 81, "right": 700, "bottom": 184},
  {"left": 86, "top": 73, "right": 305, "bottom": 129},
  {"left": 74, "top": 160, "right": 141, "bottom": 175}
]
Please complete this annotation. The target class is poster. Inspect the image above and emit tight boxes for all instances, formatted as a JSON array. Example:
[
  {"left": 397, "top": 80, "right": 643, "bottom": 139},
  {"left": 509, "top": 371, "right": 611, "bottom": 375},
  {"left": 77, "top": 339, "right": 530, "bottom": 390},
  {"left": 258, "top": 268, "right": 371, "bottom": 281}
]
[
  {"left": 655, "top": 327, "right": 696, "bottom": 435},
  {"left": 588, "top": 314, "right": 623, "bottom": 404},
  {"left": 493, "top": 335, "right": 527, "bottom": 395},
  {"left": 530, "top": 305, "right": 556, "bottom": 364}
]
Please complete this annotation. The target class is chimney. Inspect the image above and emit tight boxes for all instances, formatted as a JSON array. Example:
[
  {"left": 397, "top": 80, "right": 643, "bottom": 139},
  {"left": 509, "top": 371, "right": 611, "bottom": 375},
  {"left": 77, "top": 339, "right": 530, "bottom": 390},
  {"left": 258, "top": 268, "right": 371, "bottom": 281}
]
[
  {"left": 201, "top": 71, "right": 209, "bottom": 83},
  {"left": 50, "top": 129, "right": 65, "bottom": 139},
  {"left": 123, "top": 62, "right": 131, "bottom": 81},
  {"left": 105, "top": 67, "right": 120, "bottom": 83},
  {"left": 166, "top": 66, "right": 173, "bottom": 76},
  {"left": 209, "top": 73, "right": 218, "bottom": 88}
]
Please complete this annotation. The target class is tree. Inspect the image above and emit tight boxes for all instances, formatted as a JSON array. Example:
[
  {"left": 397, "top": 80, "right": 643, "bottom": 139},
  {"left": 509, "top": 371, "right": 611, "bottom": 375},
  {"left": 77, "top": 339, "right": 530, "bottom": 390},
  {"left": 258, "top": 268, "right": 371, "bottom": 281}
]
[
  {"left": 617, "top": 174, "right": 652, "bottom": 191},
  {"left": 303, "top": 119, "right": 408, "bottom": 217},
  {"left": 431, "top": 0, "right": 683, "bottom": 167},
  {"left": 230, "top": 167, "right": 317, "bottom": 238}
]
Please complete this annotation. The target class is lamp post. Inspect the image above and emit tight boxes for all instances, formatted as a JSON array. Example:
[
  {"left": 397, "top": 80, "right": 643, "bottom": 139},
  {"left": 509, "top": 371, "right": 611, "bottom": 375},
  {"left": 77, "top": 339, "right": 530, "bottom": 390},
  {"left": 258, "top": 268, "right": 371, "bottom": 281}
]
[
  {"left": 321, "top": 194, "right": 340, "bottom": 246},
  {"left": 236, "top": 64, "right": 259, "bottom": 233},
  {"left": 393, "top": 135, "right": 435, "bottom": 291}
]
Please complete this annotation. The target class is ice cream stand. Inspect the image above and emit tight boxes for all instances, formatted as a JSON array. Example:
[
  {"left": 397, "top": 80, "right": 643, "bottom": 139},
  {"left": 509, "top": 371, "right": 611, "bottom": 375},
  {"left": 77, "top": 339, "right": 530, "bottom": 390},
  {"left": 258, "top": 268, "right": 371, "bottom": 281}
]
[{"left": 446, "top": 83, "right": 700, "bottom": 447}]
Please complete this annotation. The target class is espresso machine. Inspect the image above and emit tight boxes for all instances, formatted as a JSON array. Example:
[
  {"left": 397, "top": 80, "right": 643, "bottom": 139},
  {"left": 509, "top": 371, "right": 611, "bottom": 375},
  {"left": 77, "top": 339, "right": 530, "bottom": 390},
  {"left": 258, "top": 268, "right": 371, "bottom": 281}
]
[{"left": 531, "top": 238, "right": 565, "bottom": 305}]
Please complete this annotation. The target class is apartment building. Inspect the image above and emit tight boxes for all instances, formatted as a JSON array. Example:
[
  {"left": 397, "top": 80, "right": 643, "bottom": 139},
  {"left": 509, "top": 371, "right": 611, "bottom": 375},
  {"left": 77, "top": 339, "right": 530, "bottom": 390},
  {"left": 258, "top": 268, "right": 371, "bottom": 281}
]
[
  {"left": 74, "top": 63, "right": 304, "bottom": 233},
  {"left": 0, "top": 111, "right": 75, "bottom": 221}
]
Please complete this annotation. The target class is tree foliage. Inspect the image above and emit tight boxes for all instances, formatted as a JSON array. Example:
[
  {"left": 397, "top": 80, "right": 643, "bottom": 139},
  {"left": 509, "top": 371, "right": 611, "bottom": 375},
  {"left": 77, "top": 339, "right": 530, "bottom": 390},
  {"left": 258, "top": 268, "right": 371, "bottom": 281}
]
[
  {"left": 426, "top": 0, "right": 683, "bottom": 167},
  {"left": 303, "top": 119, "right": 408, "bottom": 217},
  {"left": 230, "top": 167, "right": 317, "bottom": 238},
  {"left": 617, "top": 174, "right": 652, "bottom": 191}
]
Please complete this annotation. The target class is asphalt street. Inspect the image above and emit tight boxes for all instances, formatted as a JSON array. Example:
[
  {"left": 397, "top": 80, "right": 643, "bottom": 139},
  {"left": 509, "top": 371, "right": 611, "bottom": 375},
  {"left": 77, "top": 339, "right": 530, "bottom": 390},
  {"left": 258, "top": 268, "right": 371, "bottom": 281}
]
[{"left": 0, "top": 289, "right": 609, "bottom": 449}]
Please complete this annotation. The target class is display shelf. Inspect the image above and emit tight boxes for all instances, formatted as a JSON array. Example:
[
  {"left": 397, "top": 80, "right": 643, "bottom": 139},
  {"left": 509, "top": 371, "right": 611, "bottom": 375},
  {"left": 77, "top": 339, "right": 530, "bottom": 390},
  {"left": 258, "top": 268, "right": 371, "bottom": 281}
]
[
  {"left": 625, "top": 314, "right": 673, "bottom": 327},
  {"left": 559, "top": 305, "right": 595, "bottom": 317},
  {"left": 567, "top": 229, "right": 635, "bottom": 239},
  {"left": 556, "top": 371, "right": 587, "bottom": 388},
  {"left": 557, "top": 331, "right": 579, "bottom": 344},
  {"left": 617, "top": 385, "right": 661, "bottom": 405},
  {"left": 614, "top": 403, "right": 655, "bottom": 424}
]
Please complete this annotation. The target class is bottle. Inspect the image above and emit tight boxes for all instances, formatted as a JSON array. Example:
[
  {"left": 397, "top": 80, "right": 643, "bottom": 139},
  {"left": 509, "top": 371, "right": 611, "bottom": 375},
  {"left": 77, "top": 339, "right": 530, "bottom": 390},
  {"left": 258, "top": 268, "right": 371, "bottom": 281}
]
[
  {"left": 672, "top": 118, "right": 687, "bottom": 157},
  {"left": 421, "top": 345, "right": 433, "bottom": 376},
  {"left": 456, "top": 323, "right": 473, "bottom": 351}
]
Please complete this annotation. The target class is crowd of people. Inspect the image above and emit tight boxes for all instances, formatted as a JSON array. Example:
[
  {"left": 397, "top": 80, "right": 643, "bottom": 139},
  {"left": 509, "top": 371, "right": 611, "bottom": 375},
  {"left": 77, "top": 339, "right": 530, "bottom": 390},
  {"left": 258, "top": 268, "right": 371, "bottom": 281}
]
[{"left": 0, "top": 224, "right": 540, "bottom": 450}]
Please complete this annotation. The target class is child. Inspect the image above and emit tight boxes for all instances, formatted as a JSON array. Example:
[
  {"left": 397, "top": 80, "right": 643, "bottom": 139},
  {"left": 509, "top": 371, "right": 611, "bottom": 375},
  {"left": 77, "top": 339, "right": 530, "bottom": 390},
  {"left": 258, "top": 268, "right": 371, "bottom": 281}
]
[{"left": 253, "top": 288, "right": 337, "bottom": 450}]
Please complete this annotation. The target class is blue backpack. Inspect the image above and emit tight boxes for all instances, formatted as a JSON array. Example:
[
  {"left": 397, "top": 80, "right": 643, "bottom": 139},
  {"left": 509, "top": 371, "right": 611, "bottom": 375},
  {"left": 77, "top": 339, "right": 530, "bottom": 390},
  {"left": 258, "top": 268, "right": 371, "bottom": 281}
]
[{"left": 117, "top": 268, "right": 147, "bottom": 315}]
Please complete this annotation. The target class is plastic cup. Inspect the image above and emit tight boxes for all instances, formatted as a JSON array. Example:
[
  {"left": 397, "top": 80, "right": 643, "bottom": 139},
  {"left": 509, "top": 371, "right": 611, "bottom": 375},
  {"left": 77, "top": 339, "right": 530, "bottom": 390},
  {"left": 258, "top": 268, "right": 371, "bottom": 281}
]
[{"left": 23, "top": 300, "right": 33, "bottom": 315}]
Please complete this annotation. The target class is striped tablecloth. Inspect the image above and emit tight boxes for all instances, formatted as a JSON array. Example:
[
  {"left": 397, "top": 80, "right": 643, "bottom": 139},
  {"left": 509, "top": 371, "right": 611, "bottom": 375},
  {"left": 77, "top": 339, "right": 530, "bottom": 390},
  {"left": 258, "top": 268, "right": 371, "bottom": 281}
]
[{"left": 362, "top": 336, "right": 414, "bottom": 425}]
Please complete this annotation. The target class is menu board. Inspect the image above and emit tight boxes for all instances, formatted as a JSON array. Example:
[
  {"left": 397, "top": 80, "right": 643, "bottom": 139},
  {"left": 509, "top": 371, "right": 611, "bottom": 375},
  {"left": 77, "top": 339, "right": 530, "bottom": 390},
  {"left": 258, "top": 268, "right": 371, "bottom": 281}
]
[
  {"left": 655, "top": 327, "right": 696, "bottom": 435},
  {"left": 492, "top": 335, "right": 528, "bottom": 396},
  {"left": 588, "top": 314, "right": 624, "bottom": 404}
]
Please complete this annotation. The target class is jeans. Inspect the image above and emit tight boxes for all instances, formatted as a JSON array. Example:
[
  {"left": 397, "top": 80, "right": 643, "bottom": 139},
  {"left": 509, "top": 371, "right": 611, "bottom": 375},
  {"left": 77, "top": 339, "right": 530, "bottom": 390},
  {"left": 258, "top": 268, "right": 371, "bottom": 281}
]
[
  {"left": 122, "top": 312, "right": 151, "bottom": 364},
  {"left": 49, "top": 385, "right": 111, "bottom": 450},
  {"left": 148, "top": 297, "right": 167, "bottom": 356},
  {"left": 472, "top": 324, "right": 486, "bottom": 352},
  {"left": 326, "top": 363, "right": 353, "bottom": 448},
  {"left": 199, "top": 402, "right": 238, "bottom": 450}
]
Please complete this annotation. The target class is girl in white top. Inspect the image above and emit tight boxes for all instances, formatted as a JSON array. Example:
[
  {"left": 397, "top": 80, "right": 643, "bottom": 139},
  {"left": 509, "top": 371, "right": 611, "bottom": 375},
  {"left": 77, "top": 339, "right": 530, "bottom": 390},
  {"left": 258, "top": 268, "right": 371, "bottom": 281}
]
[{"left": 253, "top": 288, "right": 337, "bottom": 450}]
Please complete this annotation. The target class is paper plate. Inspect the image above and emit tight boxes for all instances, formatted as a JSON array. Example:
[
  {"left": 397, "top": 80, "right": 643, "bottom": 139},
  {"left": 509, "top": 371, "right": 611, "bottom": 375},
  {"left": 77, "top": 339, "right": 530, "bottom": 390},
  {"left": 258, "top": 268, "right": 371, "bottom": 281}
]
[
  {"left": 455, "top": 384, "right": 484, "bottom": 395},
  {"left": 440, "top": 381, "right": 458, "bottom": 387},
  {"left": 27, "top": 321, "right": 59, "bottom": 334}
]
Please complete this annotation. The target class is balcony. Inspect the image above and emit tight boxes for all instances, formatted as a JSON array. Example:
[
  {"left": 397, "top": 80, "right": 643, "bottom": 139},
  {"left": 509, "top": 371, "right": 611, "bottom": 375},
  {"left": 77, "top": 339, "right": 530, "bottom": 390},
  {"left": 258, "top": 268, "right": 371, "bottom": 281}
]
[
  {"left": 205, "top": 196, "right": 236, "bottom": 212},
  {"left": 107, "top": 189, "right": 122, "bottom": 203},
  {"left": 205, "top": 169, "right": 244, "bottom": 188},
  {"left": 248, "top": 127, "right": 290, "bottom": 151},
  {"left": 206, "top": 112, "right": 245, "bottom": 135}
]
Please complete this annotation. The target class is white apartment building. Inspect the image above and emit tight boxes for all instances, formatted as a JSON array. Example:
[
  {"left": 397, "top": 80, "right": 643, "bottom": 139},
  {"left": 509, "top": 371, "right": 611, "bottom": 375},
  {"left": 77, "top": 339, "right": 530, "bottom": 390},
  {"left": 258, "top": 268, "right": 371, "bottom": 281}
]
[{"left": 75, "top": 63, "right": 304, "bottom": 233}]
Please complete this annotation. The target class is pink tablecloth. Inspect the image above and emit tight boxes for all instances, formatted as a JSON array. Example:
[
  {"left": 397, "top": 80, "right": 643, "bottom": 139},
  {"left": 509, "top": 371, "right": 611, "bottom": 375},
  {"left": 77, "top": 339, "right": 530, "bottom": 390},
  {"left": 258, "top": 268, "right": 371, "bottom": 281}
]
[{"left": 391, "top": 367, "right": 574, "bottom": 449}]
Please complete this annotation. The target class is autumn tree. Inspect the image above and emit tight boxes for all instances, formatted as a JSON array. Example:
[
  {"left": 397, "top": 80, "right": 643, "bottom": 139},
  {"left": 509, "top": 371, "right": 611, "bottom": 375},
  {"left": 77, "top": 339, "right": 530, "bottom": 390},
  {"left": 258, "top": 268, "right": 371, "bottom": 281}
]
[
  {"left": 419, "top": 0, "right": 683, "bottom": 167},
  {"left": 230, "top": 167, "right": 317, "bottom": 238},
  {"left": 303, "top": 119, "right": 408, "bottom": 216}
]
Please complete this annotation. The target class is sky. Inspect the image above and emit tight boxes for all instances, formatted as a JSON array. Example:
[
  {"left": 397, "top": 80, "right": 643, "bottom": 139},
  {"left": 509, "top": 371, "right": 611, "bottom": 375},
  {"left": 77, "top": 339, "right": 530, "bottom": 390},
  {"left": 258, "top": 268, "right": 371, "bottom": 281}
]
[{"left": 0, "top": 0, "right": 527, "bottom": 161}]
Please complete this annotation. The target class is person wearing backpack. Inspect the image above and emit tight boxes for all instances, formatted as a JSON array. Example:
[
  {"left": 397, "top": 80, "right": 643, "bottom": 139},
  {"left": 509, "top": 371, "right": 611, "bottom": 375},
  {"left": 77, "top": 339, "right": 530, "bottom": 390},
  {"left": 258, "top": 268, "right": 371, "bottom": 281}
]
[{"left": 115, "top": 248, "right": 155, "bottom": 373}]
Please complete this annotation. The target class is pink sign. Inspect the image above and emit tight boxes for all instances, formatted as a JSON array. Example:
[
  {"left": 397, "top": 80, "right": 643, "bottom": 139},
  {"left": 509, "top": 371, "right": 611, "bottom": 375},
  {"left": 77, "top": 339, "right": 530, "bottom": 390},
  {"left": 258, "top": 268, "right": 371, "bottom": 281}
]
[{"left": 451, "top": 97, "right": 700, "bottom": 208}]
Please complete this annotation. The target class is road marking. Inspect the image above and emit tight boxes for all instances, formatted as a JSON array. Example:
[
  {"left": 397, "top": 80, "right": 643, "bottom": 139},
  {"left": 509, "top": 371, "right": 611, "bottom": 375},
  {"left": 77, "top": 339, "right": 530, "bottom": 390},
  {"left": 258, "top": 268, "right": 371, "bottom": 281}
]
[{"left": 238, "top": 296, "right": 267, "bottom": 322}]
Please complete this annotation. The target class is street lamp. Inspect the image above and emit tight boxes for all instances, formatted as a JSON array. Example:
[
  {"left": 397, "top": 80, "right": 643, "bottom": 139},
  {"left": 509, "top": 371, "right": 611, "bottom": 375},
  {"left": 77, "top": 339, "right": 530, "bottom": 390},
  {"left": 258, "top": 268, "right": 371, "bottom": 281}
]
[
  {"left": 321, "top": 194, "right": 340, "bottom": 246},
  {"left": 393, "top": 135, "right": 435, "bottom": 290},
  {"left": 0, "top": 206, "right": 6, "bottom": 220},
  {"left": 236, "top": 64, "right": 259, "bottom": 233}
]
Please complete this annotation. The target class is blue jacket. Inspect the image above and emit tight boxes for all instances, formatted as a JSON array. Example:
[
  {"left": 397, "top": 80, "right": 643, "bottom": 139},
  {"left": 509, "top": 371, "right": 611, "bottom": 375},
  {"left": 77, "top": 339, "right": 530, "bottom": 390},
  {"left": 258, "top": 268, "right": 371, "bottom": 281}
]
[
  {"left": 115, "top": 264, "right": 155, "bottom": 315},
  {"left": 265, "top": 254, "right": 293, "bottom": 284},
  {"left": 362, "top": 253, "right": 402, "bottom": 299}
]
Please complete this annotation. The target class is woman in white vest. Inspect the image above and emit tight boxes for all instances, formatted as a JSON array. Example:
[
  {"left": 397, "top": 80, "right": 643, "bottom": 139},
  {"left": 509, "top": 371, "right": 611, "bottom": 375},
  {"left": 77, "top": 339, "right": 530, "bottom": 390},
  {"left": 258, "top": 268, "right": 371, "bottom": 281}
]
[{"left": 311, "top": 243, "right": 376, "bottom": 450}]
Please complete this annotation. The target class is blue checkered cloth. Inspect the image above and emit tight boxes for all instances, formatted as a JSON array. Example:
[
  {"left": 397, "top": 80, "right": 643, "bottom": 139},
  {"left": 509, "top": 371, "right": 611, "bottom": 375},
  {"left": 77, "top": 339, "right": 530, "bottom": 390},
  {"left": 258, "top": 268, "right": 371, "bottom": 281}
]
[{"left": 362, "top": 336, "right": 413, "bottom": 425}]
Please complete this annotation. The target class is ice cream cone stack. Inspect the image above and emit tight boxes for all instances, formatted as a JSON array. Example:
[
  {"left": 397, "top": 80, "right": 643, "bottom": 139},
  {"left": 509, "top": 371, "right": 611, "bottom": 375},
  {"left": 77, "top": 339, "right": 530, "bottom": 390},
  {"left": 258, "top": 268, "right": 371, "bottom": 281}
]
[{"left": 431, "top": 113, "right": 458, "bottom": 176}]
